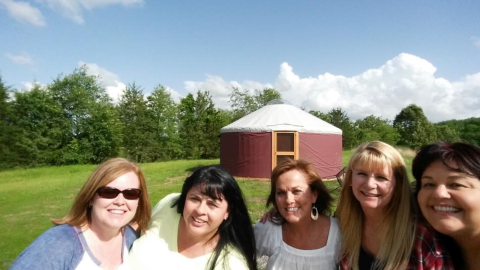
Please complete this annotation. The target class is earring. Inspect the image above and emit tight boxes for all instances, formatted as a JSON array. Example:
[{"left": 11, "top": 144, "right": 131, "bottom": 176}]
[
  {"left": 311, "top": 203, "right": 318, "bottom": 221},
  {"left": 88, "top": 204, "right": 92, "bottom": 208}
]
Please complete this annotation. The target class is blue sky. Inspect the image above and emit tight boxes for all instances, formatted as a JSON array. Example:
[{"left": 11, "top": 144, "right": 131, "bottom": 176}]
[{"left": 1, "top": 0, "right": 479, "bottom": 122}]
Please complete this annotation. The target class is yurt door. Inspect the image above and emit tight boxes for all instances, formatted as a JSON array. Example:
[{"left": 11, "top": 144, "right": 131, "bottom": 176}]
[{"left": 272, "top": 131, "right": 299, "bottom": 169}]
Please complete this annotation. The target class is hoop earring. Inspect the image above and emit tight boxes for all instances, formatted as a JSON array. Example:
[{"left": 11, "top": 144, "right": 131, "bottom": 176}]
[{"left": 311, "top": 204, "right": 318, "bottom": 221}]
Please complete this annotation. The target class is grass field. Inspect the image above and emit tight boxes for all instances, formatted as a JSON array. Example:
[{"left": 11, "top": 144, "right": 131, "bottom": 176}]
[{"left": 0, "top": 148, "right": 415, "bottom": 269}]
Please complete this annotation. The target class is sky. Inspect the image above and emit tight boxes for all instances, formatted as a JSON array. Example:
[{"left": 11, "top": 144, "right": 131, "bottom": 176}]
[{"left": 1, "top": 0, "right": 480, "bottom": 123}]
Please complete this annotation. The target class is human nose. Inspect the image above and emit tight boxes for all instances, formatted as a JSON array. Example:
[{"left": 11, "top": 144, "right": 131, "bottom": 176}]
[
  {"left": 432, "top": 185, "right": 451, "bottom": 199},
  {"left": 195, "top": 200, "right": 207, "bottom": 214},
  {"left": 365, "top": 175, "right": 377, "bottom": 188},
  {"left": 286, "top": 192, "right": 295, "bottom": 204},
  {"left": 112, "top": 193, "right": 126, "bottom": 205}
]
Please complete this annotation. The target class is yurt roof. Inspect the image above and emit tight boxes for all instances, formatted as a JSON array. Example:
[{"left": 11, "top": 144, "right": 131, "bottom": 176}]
[{"left": 221, "top": 102, "right": 343, "bottom": 134}]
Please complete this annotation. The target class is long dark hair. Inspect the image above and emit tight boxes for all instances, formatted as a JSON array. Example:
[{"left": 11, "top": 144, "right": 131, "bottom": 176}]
[{"left": 172, "top": 165, "right": 258, "bottom": 270}]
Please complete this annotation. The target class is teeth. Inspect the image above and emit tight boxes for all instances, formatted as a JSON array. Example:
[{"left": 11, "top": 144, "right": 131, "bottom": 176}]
[
  {"left": 109, "top": 210, "right": 124, "bottom": 214},
  {"left": 434, "top": 206, "right": 460, "bottom": 212},
  {"left": 193, "top": 217, "right": 206, "bottom": 223},
  {"left": 286, "top": 207, "right": 299, "bottom": 212},
  {"left": 362, "top": 192, "right": 379, "bottom": 197}
]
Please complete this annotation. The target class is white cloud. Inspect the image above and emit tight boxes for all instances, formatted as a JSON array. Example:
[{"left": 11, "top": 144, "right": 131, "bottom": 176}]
[
  {"left": 0, "top": 0, "right": 46, "bottom": 26},
  {"left": 472, "top": 36, "right": 480, "bottom": 49},
  {"left": 185, "top": 53, "right": 480, "bottom": 123},
  {"left": 184, "top": 75, "right": 273, "bottom": 110},
  {"left": 6, "top": 52, "right": 36, "bottom": 69},
  {"left": 78, "top": 61, "right": 126, "bottom": 102},
  {"left": 45, "top": 0, "right": 143, "bottom": 24},
  {"left": 78, "top": 61, "right": 183, "bottom": 103},
  {"left": 20, "top": 81, "right": 46, "bottom": 91}
]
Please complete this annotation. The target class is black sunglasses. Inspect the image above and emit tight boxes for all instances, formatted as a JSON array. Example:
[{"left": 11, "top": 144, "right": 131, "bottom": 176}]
[{"left": 96, "top": 187, "right": 142, "bottom": 200}]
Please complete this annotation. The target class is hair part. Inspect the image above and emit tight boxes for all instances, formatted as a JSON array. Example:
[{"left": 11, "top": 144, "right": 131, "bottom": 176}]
[
  {"left": 172, "top": 165, "right": 258, "bottom": 270},
  {"left": 53, "top": 158, "right": 151, "bottom": 233},
  {"left": 266, "top": 159, "right": 334, "bottom": 224},
  {"left": 336, "top": 141, "right": 415, "bottom": 270}
]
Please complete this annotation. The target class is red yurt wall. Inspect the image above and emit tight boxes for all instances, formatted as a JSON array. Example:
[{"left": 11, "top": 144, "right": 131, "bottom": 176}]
[
  {"left": 220, "top": 132, "right": 272, "bottom": 178},
  {"left": 298, "top": 133, "right": 343, "bottom": 178}
]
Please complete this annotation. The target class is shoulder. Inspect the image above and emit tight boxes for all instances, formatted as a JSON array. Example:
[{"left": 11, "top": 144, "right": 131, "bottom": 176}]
[
  {"left": 222, "top": 246, "right": 249, "bottom": 270},
  {"left": 254, "top": 220, "right": 278, "bottom": 235},
  {"left": 124, "top": 225, "right": 139, "bottom": 248},
  {"left": 151, "top": 193, "right": 180, "bottom": 219},
  {"left": 10, "top": 224, "right": 83, "bottom": 269},
  {"left": 410, "top": 222, "right": 455, "bottom": 269}
]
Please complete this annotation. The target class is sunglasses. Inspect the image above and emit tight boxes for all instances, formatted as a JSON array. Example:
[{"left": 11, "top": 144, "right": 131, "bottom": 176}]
[{"left": 96, "top": 187, "right": 142, "bottom": 200}]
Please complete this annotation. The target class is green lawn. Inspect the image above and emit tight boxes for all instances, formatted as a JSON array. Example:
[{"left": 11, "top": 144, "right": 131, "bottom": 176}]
[{"left": 1, "top": 149, "right": 414, "bottom": 269}]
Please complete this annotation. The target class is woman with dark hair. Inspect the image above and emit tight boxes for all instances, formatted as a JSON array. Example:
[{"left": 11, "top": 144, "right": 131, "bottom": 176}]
[
  {"left": 129, "top": 165, "right": 257, "bottom": 270},
  {"left": 10, "top": 158, "right": 151, "bottom": 269},
  {"left": 255, "top": 159, "right": 341, "bottom": 269},
  {"left": 413, "top": 142, "right": 480, "bottom": 269}
]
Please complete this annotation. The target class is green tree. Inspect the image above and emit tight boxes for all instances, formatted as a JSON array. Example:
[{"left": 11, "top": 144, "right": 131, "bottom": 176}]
[
  {"left": 0, "top": 77, "right": 16, "bottom": 169},
  {"left": 438, "top": 117, "right": 480, "bottom": 145},
  {"left": 229, "top": 87, "right": 281, "bottom": 120},
  {"left": 147, "top": 84, "right": 182, "bottom": 160},
  {"left": 393, "top": 104, "right": 437, "bottom": 149},
  {"left": 179, "top": 91, "right": 227, "bottom": 159},
  {"left": 48, "top": 66, "right": 121, "bottom": 164},
  {"left": 10, "top": 85, "right": 66, "bottom": 166},
  {"left": 118, "top": 83, "right": 155, "bottom": 163},
  {"left": 311, "top": 108, "right": 358, "bottom": 149},
  {"left": 355, "top": 115, "right": 399, "bottom": 146},
  {"left": 434, "top": 124, "right": 461, "bottom": 143}
]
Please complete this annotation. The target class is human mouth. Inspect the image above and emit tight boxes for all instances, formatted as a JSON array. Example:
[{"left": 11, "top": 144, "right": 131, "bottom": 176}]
[
  {"left": 193, "top": 217, "right": 206, "bottom": 224},
  {"left": 433, "top": 206, "right": 460, "bottom": 213},
  {"left": 361, "top": 192, "right": 380, "bottom": 197},
  {"left": 108, "top": 209, "right": 126, "bottom": 215},
  {"left": 286, "top": 207, "right": 299, "bottom": 212}
]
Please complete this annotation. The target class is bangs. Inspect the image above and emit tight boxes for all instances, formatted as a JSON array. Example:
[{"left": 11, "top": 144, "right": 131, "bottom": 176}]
[
  {"left": 352, "top": 150, "right": 391, "bottom": 173},
  {"left": 196, "top": 179, "right": 225, "bottom": 201}
]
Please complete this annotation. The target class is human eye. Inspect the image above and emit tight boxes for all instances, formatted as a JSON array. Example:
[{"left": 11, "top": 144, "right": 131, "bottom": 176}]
[
  {"left": 207, "top": 200, "right": 219, "bottom": 208},
  {"left": 276, "top": 190, "right": 285, "bottom": 196},
  {"left": 293, "top": 189, "right": 302, "bottom": 195},
  {"left": 421, "top": 182, "right": 435, "bottom": 188},
  {"left": 450, "top": 182, "right": 467, "bottom": 189}
]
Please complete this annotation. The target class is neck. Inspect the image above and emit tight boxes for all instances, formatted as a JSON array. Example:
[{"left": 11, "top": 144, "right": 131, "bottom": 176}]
[
  {"left": 86, "top": 223, "right": 122, "bottom": 241},
  {"left": 177, "top": 218, "right": 219, "bottom": 253},
  {"left": 283, "top": 216, "right": 317, "bottom": 234},
  {"left": 362, "top": 209, "right": 384, "bottom": 229}
]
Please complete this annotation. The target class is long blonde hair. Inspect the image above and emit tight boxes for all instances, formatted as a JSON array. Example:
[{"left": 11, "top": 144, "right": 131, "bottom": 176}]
[
  {"left": 53, "top": 158, "right": 151, "bottom": 233},
  {"left": 336, "top": 141, "right": 415, "bottom": 270}
]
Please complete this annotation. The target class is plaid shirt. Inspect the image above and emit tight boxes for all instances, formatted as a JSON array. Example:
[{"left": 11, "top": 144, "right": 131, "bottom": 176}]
[{"left": 340, "top": 222, "right": 456, "bottom": 270}]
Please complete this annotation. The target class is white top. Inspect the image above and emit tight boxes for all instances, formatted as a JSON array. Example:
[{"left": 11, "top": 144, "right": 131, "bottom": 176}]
[
  {"left": 76, "top": 228, "right": 129, "bottom": 270},
  {"left": 220, "top": 103, "right": 342, "bottom": 134},
  {"left": 129, "top": 193, "right": 248, "bottom": 270},
  {"left": 254, "top": 217, "right": 341, "bottom": 270}
]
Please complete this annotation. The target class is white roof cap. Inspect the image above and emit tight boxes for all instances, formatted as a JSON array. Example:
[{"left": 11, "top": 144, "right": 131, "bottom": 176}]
[{"left": 221, "top": 103, "right": 343, "bottom": 134}]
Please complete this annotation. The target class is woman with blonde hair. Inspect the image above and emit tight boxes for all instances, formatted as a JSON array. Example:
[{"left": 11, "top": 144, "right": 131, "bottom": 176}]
[
  {"left": 11, "top": 158, "right": 151, "bottom": 269},
  {"left": 336, "top": 141, "right": 453, "bottom": 270}
]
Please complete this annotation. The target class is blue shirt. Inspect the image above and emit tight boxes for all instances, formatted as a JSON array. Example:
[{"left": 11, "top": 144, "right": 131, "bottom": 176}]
[{"left": 10, "top": 224, "right": 138, "bottom": 270}]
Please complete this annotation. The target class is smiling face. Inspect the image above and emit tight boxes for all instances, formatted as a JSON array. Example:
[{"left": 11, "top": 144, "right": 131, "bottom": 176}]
[
  {"left": 418, "top": 160, "right": 480, "bottom": 239},
  {"left": 351, "top": 164, "right": 396, "bottom": 215},
  {"left": 182, "top": 185, "right": 229, "bottom": 241},
  {"left": 90, "top": 171, "right": 140, "bottom": 233},
  {"left": 275, "top": 169, "right": 318, "bottom": 224}
]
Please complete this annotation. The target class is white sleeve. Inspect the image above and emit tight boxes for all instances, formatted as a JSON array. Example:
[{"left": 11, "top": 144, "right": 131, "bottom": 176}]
[{"left": 253, "top": 221, "right": 277, "bottom": 258}]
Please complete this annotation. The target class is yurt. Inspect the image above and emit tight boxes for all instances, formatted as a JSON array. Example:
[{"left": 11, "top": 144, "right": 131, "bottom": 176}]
[{"left": 220, "top": 100, "right": 343, "bottom": 179}]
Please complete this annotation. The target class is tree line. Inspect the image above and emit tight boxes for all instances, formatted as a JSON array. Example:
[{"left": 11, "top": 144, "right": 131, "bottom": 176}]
[{"left": 1, "top": 66, "right": 478, "bottom": 170}]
